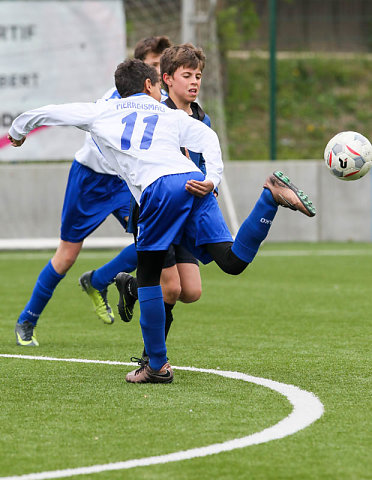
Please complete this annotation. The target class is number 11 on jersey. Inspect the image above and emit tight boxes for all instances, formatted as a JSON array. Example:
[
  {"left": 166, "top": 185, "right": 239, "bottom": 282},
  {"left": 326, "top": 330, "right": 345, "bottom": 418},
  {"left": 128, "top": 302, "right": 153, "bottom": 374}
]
[{"left": 121, "top": 113, "right": 159, "bottom": 151}]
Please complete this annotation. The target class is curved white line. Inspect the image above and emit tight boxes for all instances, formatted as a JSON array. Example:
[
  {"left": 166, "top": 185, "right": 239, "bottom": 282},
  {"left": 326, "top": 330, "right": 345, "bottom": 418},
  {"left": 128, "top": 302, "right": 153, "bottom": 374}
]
[{"left": 0, "top": 354, "right": 324, "bottom": 480}]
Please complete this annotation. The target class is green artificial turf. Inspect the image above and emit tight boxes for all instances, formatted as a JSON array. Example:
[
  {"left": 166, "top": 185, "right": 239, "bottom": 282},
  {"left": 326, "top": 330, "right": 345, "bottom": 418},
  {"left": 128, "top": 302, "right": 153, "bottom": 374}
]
[{"left": 0, "top": 243, "right": 371, "bottom": 479}]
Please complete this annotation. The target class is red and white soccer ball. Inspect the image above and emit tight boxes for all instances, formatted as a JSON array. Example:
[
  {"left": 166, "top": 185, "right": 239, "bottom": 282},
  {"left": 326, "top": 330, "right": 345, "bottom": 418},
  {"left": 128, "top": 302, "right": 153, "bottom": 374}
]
[{"left": 324, "top": 131, "right": 372, "bottom": 180}]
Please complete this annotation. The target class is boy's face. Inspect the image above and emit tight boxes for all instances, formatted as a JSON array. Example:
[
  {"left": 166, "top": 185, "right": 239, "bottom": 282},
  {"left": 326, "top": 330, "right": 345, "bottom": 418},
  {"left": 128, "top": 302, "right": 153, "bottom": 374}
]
[
  {"left": 165, "top": 65, "right": 202, "bottom": 103},
  {"left": 143, "top": 52, "right": 162, "bottom": 75}
]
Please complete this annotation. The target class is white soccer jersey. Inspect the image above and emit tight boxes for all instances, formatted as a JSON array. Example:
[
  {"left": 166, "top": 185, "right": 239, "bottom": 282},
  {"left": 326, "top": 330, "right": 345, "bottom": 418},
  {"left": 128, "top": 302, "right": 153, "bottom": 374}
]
[
  {"left": 9, "top": 93, "right": 223, "bottom": 204},
  {"left": 74, "top": 87, "right": 168, "bottom": 175},
  {"left": 74, "top": 87, "right": 119, "bottom": 175}
]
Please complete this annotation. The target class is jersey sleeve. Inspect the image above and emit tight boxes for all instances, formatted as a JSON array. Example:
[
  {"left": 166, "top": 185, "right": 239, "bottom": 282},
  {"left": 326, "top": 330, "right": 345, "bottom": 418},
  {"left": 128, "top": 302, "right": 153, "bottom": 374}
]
[
  {"left": 177, "top": 112, "right": 223, "bottom": 188},
  {"left": 9, "top": 102, "right": 99, "bottom": 140}
]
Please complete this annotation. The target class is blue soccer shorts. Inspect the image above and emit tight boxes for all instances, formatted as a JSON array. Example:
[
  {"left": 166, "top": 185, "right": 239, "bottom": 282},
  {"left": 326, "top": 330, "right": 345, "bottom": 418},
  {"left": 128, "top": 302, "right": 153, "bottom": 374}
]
[
  {"left": 136, "top": 172, "right": 233, "bottom": 264},
  {"left": 60, "top": 160, "right": 131, "bottom": 243}
]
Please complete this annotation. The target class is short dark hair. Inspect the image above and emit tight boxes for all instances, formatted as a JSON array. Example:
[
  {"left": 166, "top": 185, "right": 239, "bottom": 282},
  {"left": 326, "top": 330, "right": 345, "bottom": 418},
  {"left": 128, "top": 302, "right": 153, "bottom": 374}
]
[
  {"left": 160, "top": 43, "right": 206, "bottom": 92},
  {"left": 114, "top": 59, "right": 159, "bottom": 98},
  {"left": 134, "top": 35, "right": 172, "bottom": 60}
]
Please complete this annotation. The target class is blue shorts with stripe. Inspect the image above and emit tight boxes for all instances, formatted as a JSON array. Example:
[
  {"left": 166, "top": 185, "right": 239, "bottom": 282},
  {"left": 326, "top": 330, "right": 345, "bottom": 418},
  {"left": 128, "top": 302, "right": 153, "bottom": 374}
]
[
  {"left": 61, "top": 160, "right": 131, "bottom": 243},
  {"left": 136, "top": 172, "right": 233, "bottom": 264}
]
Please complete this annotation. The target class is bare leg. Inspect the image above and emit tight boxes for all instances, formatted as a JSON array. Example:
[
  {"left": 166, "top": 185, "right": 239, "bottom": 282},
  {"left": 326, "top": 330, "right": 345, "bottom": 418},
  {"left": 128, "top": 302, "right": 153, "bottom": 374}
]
[
  {"left": 177, "top": 263, "right": 202, "bottom": 303},
  {"left": 51, "top": 240, "right": 83, "bottom": 275}
]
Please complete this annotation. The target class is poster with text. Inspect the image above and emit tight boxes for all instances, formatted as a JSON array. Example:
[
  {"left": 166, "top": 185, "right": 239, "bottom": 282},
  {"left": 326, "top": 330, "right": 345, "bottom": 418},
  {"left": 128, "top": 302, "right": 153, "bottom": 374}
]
[{"left": 0, "top": 0, "right": 126, "bottom": 161}]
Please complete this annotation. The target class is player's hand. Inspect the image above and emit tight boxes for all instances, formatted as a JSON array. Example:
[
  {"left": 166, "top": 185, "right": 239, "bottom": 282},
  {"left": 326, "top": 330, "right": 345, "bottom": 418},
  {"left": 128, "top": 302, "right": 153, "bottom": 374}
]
[
  {"left": 185, "top": 179, "right": 214, "bottom": 197},
  {"left": 7, "top": 134, "right": 26, "bottom": 147}
]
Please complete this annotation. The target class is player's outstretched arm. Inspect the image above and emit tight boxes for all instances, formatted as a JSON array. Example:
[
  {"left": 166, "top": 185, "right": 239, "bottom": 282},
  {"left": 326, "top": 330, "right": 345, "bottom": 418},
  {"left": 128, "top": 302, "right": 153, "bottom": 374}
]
[
  {"left": 8, "top": 103, "right": 99, "bottom": 143},
  {"left": 7, "top": 134, "right": 26, "bottom": 147}
]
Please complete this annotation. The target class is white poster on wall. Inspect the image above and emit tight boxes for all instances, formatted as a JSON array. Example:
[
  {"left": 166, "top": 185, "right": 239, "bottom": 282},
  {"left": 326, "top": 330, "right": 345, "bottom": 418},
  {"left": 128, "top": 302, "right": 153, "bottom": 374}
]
[{"left": 0, "top": 0, "right": 126, "bottom": 161}]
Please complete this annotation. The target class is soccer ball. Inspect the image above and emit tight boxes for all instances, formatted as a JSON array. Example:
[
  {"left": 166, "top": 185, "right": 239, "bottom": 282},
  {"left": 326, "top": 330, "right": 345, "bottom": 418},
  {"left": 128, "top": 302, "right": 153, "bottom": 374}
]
[{"left": 324, "top": 131, "right": 372, "bottom": 180}]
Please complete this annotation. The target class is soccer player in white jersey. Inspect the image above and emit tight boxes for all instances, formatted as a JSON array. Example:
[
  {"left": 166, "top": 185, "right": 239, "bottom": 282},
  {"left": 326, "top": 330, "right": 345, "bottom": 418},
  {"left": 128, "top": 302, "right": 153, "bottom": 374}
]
[
  {"left": 8, "top": 59, "right": 316, "bottom": 384},
  {"left": 115, "top": 43, "right": 211, "bottom": 365},
  {"left": 12, "top": 36, "right": 171, "bottom": 347}
]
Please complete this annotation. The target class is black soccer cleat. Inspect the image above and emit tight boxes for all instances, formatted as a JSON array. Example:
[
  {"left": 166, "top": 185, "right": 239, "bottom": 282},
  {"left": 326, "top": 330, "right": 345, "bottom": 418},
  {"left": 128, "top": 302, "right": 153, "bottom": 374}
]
[{"left": 115, "top": 272, "right": 137, "bottom": 322}]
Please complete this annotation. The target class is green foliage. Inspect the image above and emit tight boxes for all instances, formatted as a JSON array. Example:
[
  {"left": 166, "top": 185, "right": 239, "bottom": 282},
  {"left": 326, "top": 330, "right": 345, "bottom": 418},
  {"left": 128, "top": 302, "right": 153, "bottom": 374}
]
[
  {"left": 225, "top": 55, "right": 372, "bottom": 160},
  {"left": 216, "top": 0, "right": 259, "bottom": 54}
]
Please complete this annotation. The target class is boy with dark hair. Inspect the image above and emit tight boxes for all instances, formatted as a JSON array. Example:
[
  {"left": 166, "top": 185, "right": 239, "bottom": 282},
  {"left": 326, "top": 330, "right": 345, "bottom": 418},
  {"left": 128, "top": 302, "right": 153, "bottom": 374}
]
[
  {"left": 114, "top": 59, "right": 159, "bottom": 97},
  {"left": 13, "top": 37, "right": 170, "bottom": 347},
  {"left": 116, "top": 43, "right": 212, "bottom": 363},
  {"left": 8, "top": 58, "right": 315, "bottom": 385},
  {"left": 134, "top": 35, "right": 171, "bottom": 71}
]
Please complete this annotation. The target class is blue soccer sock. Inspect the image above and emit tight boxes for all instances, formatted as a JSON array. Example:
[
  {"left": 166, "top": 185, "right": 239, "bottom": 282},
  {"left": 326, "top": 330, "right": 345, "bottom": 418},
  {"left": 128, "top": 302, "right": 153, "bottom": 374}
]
[
  {"left": 91, "top": 242, "right": 137, "bottom": 291},
  {"left": 18, "top": 261, "right": 65, "bottom": 326},
  {"left": 138, "top": 285, "right": 167, "bottom": 371},
  {"left": 232, "top": 188, "right": 278, "bottom": 263}
]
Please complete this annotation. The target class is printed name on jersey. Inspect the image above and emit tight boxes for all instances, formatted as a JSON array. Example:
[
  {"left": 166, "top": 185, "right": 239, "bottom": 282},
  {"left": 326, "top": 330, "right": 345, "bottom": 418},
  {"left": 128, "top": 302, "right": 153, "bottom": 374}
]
[{"left": 116, "top": 101, "right": 166, "bottom": 112}]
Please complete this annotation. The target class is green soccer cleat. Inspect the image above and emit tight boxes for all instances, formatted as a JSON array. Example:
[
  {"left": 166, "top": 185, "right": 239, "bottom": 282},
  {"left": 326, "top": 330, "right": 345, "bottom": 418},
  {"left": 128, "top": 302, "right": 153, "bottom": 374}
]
[
  {"left": 15, "top": 321, "right": 39, "bottom": 347},
  {"left": 79, "top": 271, "right": 114, "bottom": 325}
]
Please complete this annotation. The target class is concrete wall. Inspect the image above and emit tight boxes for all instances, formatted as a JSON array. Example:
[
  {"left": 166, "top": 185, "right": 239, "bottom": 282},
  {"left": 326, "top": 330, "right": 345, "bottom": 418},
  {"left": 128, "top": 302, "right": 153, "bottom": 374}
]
[
  {"left": 0, "top": 161, "right": 371, "bottom": 249},
  {"left": 0, "top": 163, "right": 130, "bottom": 249},
  {"left": 221, "top": 161, "right": 372, "bottom": 243}
]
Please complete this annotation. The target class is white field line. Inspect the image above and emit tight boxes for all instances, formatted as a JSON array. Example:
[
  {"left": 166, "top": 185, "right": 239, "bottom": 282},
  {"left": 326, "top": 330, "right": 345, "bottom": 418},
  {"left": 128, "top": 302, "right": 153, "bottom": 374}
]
[
  {"left": 0, "top": 248, "right": 371, "bottom": 261},
  {"left": 0, "top": 354, "right": 324, "bottom": 480},
  {"left": 0, "top": 252, "right": 124, "bottom": 261},
  {"left": 0, "top": 238, "right": 132, "bottom": 251}
]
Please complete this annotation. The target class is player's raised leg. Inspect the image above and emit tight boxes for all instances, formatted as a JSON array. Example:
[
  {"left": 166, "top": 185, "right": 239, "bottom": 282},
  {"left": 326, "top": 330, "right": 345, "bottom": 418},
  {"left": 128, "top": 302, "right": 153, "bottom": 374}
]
[
  {"left": 186, "top": 169, "right": 315, "bottom": 279},
  {"left": 231, "top": 170, "right": 315, "bottom": 265}
]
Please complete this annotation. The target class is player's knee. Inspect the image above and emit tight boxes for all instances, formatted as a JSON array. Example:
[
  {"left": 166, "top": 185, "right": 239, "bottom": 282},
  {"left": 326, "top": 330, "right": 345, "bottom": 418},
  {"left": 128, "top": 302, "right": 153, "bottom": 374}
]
[
  {"left": 52, "top": 252, "right": 77, "bottom": 275},
  {"left": 63, "top": 257, "right": 77, "bottom": 272},
  {"left": 53, "top": 241, "right": 82, "bottom": 274},
  {"left": 179, "top": 286, "right": 202, "bottom": 303},
  {"left": 162, "top": 283, "right": 182, "bottom": 304},
  {"left": 219, "top": 262, "right": 248, "bottom": 276},
  {"left": 60, "top": 250, "right": 79, "bottom": 271}
]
